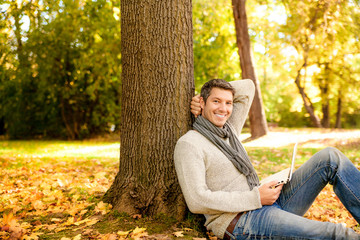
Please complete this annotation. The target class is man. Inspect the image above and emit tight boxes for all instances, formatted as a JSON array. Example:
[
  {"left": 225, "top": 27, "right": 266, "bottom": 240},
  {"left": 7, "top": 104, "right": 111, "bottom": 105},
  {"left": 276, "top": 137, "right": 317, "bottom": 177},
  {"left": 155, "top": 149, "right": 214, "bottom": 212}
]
[{"left": 174, "top": 79, "right": 360, "bottom": 239}]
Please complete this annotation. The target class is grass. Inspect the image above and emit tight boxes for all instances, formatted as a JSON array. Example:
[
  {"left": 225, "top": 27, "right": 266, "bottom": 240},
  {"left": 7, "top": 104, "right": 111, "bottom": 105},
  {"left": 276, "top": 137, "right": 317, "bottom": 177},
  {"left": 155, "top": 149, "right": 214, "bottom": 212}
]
[{"left": 0, "top": 127, "right": 360, "bottom": 239}]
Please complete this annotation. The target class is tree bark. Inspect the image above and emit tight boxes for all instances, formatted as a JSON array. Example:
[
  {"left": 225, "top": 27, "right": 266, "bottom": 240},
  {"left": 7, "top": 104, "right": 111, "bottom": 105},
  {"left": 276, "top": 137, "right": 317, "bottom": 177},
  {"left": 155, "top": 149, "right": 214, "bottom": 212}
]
[
  {"left": 320, "top": 63, "right": 330, "bottom": 128},
  {"left": 231, "top": 0, "right": 268, "bottom": 139},
  {"left": 335, "top": 89, "right": 342, "bottom": 129},
  {"left": 103, "top": 0, "right": 194, "bottom": 219},
  {"left": 294, "top": 64, "right": 322, "bottom": 128}
]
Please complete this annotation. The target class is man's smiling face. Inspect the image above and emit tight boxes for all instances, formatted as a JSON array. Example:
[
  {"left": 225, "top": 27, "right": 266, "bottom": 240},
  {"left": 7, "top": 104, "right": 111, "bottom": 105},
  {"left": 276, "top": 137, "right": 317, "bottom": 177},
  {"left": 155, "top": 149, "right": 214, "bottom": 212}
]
[{"left": 200, "top": 87, "right": 233, "bottom": 128}]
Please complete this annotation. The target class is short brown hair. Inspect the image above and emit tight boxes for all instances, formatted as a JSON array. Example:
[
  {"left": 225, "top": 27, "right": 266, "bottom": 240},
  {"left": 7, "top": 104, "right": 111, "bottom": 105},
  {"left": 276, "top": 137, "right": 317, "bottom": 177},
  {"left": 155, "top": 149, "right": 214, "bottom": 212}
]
[{"left": 200, "top": 79, "right": 235, "bottom": 103}]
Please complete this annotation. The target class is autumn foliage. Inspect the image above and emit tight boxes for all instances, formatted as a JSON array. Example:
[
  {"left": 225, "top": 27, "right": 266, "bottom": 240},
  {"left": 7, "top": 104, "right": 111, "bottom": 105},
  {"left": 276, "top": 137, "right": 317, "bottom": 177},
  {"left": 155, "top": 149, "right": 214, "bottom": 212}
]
[{"left": 0, "top": 129, "right": 359, "bottom": 239}]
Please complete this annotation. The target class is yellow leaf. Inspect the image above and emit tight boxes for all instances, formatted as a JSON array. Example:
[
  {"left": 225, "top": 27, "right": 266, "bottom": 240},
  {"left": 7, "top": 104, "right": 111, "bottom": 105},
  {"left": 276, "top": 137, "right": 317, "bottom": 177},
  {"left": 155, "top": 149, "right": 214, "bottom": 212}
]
[
  {"left": 80, "top": 209, "right": 88, "bottom": 216},
  {"left": 63, "top": 217, "right": 75, "bottom": 226},
  {"left": 57, "top": 179, "right": 65, "bottom": 187},
  {"left": 82, "top": 229, "right": 93, "bottom": 235},
  {"left": 32, "top": 225, "right": 43, "bottom": 232},
  {"left": 94, "top": 33, "right": 102, "bottom": 43},
  {"left": 132, "top": 227, "right": 146, "bottom": 235},
  {"left": 51, "top": 218, "right": 62, "bottom": 223},
  {"left": 55, "top": 227, "right": 67, "bottom": 233},
  {"left": 72, "top": 227, "right": 83, "bottom": 232},
  {"left": 101, "top": 233, "right": 117, "bottom": 240},
  {"left": 94, "top": 201, "right": 112, "bottom": 215},
  {"left": 117, "top": 230, "right": 130, "bottom": 237},
  {"left": 73, "top": 219, "right": 88, "bottom": 226},
  {"left": 23, "top": 232, "right": 44, "bottom": 239},
  {"left": 85, "top": 218, "right": 99, "bottom": 226},
  {"left": 47, "top": 224, "right": 58, "bottom": 231},
  {"left": 173, "top": 231, "right": 184, "bottom": 237},
  {"left": 20, "top": 221, "right": 31, "bottom": 229},
  {"left": 72, "top": 194, "right": 80, "bottom": 201},
  {"left": 2, "top": 212, "right": 17, "bottom": 227},
  {"left": 9, "top": 225, "right": 26, "bottom": 239},
  {"left": 73, "top": 234, "right": 82, "bottom": 240},
  {"left": 131, "top": 227, "right": 148, "bottom": 239}
]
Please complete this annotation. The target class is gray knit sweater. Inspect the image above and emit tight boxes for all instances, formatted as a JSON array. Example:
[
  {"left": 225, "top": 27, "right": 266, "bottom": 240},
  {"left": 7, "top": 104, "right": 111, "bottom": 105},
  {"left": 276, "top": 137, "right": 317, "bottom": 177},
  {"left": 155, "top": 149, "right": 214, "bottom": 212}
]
[{"left": 174, "top": 79, "right": 262, "bottom": 238}]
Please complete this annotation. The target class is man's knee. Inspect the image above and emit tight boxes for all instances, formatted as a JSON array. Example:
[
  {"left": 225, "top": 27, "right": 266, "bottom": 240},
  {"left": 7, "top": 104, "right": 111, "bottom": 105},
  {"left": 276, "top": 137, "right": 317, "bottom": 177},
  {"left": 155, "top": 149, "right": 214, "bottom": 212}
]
[
  {"left": 319, "top": 146, "right": 349, "bottom": 170},
  {"left": 312, "top": 147, "right": 342, "bottom": 169}
]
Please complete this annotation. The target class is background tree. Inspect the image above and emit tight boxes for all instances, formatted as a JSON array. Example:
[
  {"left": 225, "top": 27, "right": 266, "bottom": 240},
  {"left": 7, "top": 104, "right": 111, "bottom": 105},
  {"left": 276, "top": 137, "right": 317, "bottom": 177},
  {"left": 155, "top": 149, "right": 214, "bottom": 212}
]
[
  {"left": 232, "top": 0, "right": 268, "bottom": 138},
  {"left": 1, "top": 0, "right": 360, "bottom": 141},
  {"left": 0, "top": 0, "right": 121, "bottom": 139},
  {"left": 192, "top": 1, "right": 241, "bottom": 91},
  {"left": 103, "top": 0, "right": 194, "bottom": 218},
  {"left": 279, "top": 0, "right": 360, "bottom": 128}
]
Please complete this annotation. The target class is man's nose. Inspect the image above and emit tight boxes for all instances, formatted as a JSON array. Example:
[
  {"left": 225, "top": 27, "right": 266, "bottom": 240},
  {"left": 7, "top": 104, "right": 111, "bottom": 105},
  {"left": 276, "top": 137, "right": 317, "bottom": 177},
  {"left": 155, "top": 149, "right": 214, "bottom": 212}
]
[{"left": 218, "top": 102, "right": 227, "bottom": 111}]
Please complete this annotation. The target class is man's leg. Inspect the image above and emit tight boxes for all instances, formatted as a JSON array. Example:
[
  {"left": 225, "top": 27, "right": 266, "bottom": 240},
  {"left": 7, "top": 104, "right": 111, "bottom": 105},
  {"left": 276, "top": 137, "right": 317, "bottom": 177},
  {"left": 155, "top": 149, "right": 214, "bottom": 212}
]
[
  {"left": 228, "top": 147, "right": 360, "bottom": 239},
  {"left": 278, "top": 147, "right": 360, "bottom": 222},
  {"left": 230, "top": 205, "right": 359, "bottom": 239}
]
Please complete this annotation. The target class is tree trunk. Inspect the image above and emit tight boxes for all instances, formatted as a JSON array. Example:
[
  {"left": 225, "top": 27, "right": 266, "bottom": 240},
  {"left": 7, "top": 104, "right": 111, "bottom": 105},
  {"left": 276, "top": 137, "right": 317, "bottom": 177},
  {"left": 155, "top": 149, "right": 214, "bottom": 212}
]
[
  {"left": 320, "top": 64, "right": 330, "bottom": 128},
  {"left": 231, "top": 0, "right": 268, "bottom": 139},
  {"left": 103, "top": 0, "right": 194, "bottom": 219},
  {"left": 12, "top": 2, "right": 28, "bottom": 69},
  {"left": 321, "top": 97, "right": 330, "bottom": 128},
  {"left": 335, "top": 89, "right": 342, "bottom": 129},
  {"left": 294, "top": 65, "right": 322, "bottom": 128}
]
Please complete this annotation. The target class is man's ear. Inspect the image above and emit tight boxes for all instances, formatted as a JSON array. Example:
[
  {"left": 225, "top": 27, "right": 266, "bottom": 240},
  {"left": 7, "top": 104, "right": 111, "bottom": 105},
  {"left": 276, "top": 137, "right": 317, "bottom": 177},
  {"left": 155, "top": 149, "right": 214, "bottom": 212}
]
[{"left": 200, "top": 97, "right": 205, "bottom": 110}]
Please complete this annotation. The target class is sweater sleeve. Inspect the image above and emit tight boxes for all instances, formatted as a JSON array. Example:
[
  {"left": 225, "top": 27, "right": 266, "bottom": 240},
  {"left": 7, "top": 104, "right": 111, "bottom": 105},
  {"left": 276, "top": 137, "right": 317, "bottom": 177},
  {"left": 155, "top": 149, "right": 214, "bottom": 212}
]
[
  {"left": 228, "top": 79, "right": 255, "bottom": 137},
  {"left": 174, "top": 139, "right": 262, "bottom": 215}
]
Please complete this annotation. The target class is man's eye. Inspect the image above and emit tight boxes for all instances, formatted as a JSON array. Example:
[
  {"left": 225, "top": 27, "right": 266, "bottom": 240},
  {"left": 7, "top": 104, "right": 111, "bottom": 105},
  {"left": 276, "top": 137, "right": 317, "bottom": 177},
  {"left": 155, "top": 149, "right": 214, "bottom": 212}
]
[{"left": 227, "top": 102, "right": 233, "bottom": 105}]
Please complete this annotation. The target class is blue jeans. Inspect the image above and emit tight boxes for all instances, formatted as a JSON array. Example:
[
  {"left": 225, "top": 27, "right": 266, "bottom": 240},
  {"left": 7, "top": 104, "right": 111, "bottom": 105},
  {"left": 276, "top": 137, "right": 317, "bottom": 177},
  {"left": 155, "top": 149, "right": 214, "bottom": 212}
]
[{"left": 228, "top": 147, "right": 360, "bottom": 239}]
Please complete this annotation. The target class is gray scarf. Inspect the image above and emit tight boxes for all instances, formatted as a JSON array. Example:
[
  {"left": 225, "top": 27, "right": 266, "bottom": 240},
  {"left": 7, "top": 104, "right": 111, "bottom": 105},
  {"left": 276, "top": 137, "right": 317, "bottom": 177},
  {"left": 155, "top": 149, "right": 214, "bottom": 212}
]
[{"left": 193, "top": 115, "right": 259, "bottom": 190}]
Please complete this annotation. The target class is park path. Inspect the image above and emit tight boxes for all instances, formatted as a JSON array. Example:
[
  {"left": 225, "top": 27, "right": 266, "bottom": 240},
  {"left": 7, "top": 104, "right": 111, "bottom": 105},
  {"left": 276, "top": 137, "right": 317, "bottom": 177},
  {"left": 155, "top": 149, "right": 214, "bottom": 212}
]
[{"left": 241, "top": 128, "right": 360, "bottom": 148}]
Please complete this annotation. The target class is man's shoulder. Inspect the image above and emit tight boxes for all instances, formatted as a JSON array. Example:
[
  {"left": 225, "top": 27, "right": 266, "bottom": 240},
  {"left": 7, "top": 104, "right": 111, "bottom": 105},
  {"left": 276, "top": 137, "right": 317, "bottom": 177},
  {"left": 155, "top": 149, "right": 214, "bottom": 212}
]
[
  {"left": 174, "top": 130, "right": 211, "bottom": 159},
  {"left": 177, "top": 129, "right": 205, "bottom": 143}
]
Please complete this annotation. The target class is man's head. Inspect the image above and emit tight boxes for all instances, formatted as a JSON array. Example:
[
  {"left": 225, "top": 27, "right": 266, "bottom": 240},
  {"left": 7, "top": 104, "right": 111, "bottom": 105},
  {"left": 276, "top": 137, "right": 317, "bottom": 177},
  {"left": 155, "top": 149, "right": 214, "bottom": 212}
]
[{"left": 200, "top": 79, "right": 235, "bottom": 128}]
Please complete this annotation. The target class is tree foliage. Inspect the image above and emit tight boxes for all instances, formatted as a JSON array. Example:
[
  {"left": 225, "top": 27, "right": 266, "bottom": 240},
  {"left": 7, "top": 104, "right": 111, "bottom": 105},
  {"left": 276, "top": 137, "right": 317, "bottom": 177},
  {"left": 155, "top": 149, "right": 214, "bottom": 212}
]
[
  {"left": 192, "top": 1, "right": 241, "bottom": 92},
  {"left": 278, "top": 0, "right": 360, "bottom": 128},
  {"left": 0, "top": 0, "right": 120, "bottom": 139},
  {"left": 1, "top": 0, "right": 360, "bottom": 140}
]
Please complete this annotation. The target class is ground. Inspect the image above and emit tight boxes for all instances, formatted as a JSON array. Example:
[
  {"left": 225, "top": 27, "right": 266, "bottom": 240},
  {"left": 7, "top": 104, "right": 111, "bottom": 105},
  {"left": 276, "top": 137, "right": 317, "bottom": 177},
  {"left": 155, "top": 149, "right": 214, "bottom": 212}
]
[{"left": 0, "top": 127, "right": 359, "bottom": 239}]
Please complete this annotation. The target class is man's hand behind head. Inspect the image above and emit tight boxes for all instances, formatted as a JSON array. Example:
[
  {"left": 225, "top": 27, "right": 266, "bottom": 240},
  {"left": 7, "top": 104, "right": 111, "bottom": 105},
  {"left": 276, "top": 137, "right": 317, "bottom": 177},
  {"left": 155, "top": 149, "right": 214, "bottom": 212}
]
[{"left": 191, "top": 94, "right": 202, "bottom": 117}]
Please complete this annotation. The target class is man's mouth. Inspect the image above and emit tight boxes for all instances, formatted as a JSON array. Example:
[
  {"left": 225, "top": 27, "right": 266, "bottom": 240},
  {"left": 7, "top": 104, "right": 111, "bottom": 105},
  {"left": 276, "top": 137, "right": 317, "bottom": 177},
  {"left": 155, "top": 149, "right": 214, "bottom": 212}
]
[{"left": 215, "top": 114, "right": 226, "bottom": 118}]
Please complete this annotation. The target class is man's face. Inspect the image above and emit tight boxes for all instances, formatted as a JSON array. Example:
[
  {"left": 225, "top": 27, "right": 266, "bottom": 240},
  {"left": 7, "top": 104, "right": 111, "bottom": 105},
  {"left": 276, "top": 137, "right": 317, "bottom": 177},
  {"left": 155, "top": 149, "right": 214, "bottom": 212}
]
[{"left": 200, "top": 87, "right": 233, "bottom": 128}]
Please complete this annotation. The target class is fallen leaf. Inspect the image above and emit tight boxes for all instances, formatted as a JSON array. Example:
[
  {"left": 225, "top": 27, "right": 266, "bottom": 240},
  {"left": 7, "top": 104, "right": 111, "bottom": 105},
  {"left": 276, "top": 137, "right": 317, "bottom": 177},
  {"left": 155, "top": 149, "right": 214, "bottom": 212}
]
[
  {"left": 85, "top": 218, "right": 99, "bottom": 226},
  {"left": 2, "top": 212, "right": 17, "bottom": 228},
  {"left": 117, "top": 230, "right": 130, "bottom": 237},
  {"left": 173, "top": 231, "right": 184, "bottom": 237},
  {"left": 131, "top": 227, "right": 148, "bottom": 239},
  {"left": 132, "top": 214, "right": 142, "bottom": 219},
  {"left": 101, "top": 233, "right": 117, "bottom": 240},
  {"left": 82, "top": 229, "right": 93, "bottom": 235},
  {"left": 51, "top": 218, "right": 62, "bottom": 223},
  {"left": 94, "top": 201, "right": 112, "bottom": 215},
  {"left": 73, "top": 234, "right": 82, "bottom": 240},
  {"left": 55, "top": 227, "right": 67, "bottom": 233}
]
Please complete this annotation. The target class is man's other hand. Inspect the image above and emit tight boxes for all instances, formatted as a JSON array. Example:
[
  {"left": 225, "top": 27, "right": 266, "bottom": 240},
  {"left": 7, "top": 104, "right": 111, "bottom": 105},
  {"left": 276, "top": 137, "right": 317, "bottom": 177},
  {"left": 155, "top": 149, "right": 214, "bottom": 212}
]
[
  {"left": 191, "top": 94, "right": 202, "bottom": 117},
  {"left": 258, "top": 181, "right": 284, "bottom": 206}
]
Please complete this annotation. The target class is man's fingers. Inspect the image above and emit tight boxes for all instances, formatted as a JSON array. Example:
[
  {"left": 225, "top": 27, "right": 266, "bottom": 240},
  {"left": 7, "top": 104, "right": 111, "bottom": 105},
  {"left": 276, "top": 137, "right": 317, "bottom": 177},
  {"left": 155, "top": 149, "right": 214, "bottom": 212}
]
[
  {"left": 191, "top": 100, "right": 201, "bottom": 107},
  {"left": 190, "top": 95, "right": 202, "bottom": 117},
  {"left": 191, "top": 110, "right": 199, "bottom": 118}
]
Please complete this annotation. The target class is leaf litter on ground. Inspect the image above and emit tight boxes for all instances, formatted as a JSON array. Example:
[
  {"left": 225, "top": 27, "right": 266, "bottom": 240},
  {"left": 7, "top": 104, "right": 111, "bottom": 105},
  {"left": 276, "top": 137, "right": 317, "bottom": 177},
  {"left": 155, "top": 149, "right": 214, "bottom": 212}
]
[{"left": 0, "top": 128, "right": 359, "bottom": 239}]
